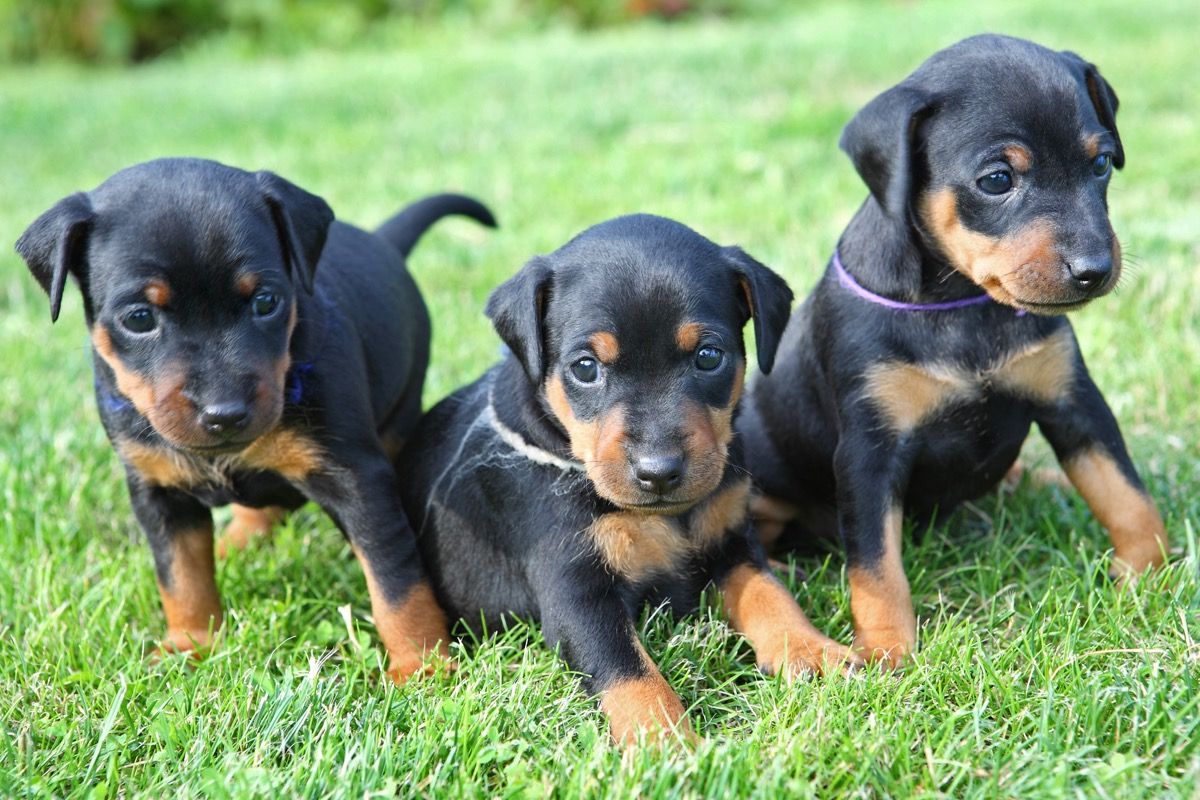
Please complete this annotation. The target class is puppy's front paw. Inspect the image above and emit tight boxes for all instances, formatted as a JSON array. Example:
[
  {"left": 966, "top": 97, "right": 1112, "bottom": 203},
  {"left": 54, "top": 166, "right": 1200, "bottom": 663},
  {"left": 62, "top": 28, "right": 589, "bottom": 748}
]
[
  {"left": 601, "top": 676, "right": 697, "bottom": 750},
  {"left": 216, "top": 504, "right": 284, "bottom": 558},
  {"left": 152, "top": 627, "right": 218, "bottom": 662},
  {"left": 853, "top": 627, "right": 915, "bottom": 670},
  {"left": 769, "top": 635, "right": 864, "bottom": 681},
  {"left": 386, "top": 642, "right": 456, "bottom": 686}
]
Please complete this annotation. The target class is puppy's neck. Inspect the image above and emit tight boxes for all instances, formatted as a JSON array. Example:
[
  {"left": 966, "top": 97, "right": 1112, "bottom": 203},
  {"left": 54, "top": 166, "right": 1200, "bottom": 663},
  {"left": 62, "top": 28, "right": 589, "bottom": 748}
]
[{"left": 838, "top": 197, "right": 985, "bottom": 304}]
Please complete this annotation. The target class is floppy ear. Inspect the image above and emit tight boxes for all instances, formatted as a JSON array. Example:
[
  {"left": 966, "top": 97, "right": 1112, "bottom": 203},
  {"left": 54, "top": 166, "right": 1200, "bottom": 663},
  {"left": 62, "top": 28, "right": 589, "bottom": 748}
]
[
  {"left": 722, "top": 246, "right": 793, "bottom": 374},
  {"left": 255, "top": 171, "right": 335, "bottom": 294},
  {"left": 15, "top": 192, "right": 94, "bottom": 323},
  {"left": 1062, "top": 51, "right": 1124, "bottom": 168},
  {"left": 839, "top": 85, "right": 936, "bottom": 219},
  {"left": 485, "top": 256, "right": 554, "bottom": 383}
]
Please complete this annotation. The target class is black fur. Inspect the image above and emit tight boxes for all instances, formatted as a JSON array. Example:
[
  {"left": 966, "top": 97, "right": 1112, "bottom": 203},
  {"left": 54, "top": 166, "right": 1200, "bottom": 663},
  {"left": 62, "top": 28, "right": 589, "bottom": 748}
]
[
  {"left": 399, "top": 214, "right": 793, "bottom": 706},
  {"left": 738, "top": 35, "right": 1156, "bottom": 654},
  {"left": 15, "top": 157, "right": 495, "bottom": 665}
]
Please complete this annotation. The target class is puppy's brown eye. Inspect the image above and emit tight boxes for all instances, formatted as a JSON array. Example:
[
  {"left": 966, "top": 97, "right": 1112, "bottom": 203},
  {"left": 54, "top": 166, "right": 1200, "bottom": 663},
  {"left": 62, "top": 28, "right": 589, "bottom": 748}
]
[
  {"left": 695, "top": 345, "right": 724, "bottom": 371},
  {"left": 1091, "top": 154, "right": 1113, "bottom": 177},
  {"left": 569, "top": 357, "right": 600, "bottom": 384},
  {"left": 121, "top": 307, "right": 156, "bottom": 334},
  {"left": 977, "top": 170, "right": 1013, "bottom": 195},
  {"left": 252, "top": 291, "right": 280, "bottom": 317}
]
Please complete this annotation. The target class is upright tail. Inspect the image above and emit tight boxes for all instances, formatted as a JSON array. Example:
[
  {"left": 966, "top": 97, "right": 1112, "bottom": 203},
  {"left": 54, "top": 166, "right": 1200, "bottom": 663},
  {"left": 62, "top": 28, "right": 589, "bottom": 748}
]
[{"left": 375, "top": 193, "right": 497, "bottom": 257}]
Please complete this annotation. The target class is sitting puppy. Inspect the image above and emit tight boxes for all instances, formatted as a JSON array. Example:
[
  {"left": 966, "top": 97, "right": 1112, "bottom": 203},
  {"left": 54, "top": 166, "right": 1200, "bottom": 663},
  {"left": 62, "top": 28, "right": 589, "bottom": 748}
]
[
  {"left": 398, "top": 214, "right": 861, "bottom": 746},
  {"left": 16, "top": 157, "right": 495, "bottom": 682},
  {"left": 738, "top": 35, "right": 1168, "bottom": 668}
]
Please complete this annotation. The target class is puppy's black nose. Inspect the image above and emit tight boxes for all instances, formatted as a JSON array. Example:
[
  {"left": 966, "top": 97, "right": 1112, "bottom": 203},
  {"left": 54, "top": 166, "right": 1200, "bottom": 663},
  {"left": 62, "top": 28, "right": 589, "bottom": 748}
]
[
  {"left": 634, "top": 455, "right": 684, "bottom": 495},
  {"left": 1067, "top": 255, "right": 1112, "bottom": 292},
  {"left": 200, "top": 402, "right": 249, "bottom": 436}
]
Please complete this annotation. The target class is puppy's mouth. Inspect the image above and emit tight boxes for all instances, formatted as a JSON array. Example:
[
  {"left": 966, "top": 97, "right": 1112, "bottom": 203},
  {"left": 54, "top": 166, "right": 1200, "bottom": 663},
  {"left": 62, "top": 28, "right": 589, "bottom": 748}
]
[
  {"left": 617, "top": 497, "right": 701, "bottom": 515},
  {"left": 1007, "top": 297, "right": 1096, "bottom": 314},
  {"left": 982, "top": 271, "right": 1116, "bottom": 316},
  {"left": 175, "top": 439, "right": 259, "bottom": 456}
]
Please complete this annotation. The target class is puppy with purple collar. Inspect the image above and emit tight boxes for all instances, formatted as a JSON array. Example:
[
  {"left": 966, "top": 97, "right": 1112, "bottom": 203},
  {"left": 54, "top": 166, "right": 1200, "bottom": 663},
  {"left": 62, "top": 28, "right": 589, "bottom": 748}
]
[{"left": 738, "top": 35, "right": 1168, "bottom": 668}]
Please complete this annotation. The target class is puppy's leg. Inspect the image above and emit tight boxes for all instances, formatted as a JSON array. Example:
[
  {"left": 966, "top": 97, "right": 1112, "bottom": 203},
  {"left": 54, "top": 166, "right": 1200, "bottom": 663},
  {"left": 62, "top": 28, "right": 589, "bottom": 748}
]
[
  {"left": 834, "top": 432, "right": 916, "bottom": 668},
  {"left": 721, "top": 558, "right": 862, "bottom": 678},
  {"left": 299, "top": 449, "right": 452, "bottom": 684},
  {"left": 1037, "top": 371, "right": 1167, "bottom": 581},
  {"left": 216, "top": 504, "right": 286, "bottom": 558},
  {"left": 128, "top": 478, "right": 222, "bottom": 655},
  {"left": 749, "top": 492, "right": 799, "bottom": 552},
  {"left": 535, "top": 565, "right": 695, "bottom": 749}
]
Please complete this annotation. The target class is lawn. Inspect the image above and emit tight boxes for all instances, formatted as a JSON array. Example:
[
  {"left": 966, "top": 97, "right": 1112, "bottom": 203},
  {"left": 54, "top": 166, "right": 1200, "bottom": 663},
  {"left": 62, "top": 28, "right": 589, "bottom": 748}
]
[{"left": 1, "top": 0, "right": 1198, "bottom": 797}]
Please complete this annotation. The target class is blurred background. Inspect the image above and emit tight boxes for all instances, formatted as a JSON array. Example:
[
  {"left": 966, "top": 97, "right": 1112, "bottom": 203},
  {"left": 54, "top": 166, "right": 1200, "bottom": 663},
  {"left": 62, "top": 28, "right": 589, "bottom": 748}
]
[{"left": 1, "top": 0, "right": 775, "bottom": 63}]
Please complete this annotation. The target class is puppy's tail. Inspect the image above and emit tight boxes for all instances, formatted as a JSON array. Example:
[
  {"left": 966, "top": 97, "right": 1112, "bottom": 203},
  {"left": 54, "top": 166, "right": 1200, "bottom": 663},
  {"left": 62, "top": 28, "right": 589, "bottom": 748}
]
[{"left": 375, "top": 194, "right": 497, "bottom": 258}]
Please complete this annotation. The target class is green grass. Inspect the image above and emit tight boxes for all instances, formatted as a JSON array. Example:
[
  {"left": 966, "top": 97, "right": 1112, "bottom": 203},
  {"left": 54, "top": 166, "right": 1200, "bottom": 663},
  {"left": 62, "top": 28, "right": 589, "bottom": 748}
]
[{"left": 2, "top": 0, "right": 1199, "bottom": 796}]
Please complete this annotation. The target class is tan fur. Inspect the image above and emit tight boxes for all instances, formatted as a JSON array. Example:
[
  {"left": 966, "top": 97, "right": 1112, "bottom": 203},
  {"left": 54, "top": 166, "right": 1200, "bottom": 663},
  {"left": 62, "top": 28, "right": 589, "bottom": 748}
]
[
  {"left": 921, "top": 188, "right": 1077, "bottom": 309},
  {"left": 358, "top": 574, "right": 453, "bottom": 685},
  {"left": 545, "top": 375, "right": 601, "bottom": 461},
  {"left": 547, "top": 374, "right": 642, "bottom": 503},
  {"left": 599, "top": 639, "right": 693, "bottom": 746},
  {"left": 144, "top": 280, "right": 171, "bottom": 307},
  {"left": 991, "top": 328, "right": 1076, "bottom": 404},
  {"left": 707, "top": 361, "right": 745, "bottom": 447},
  {"left": 1082, "top": 132, "right": 1102, "bottom": 159},
  {"left": 689, "top": 477, "right": 750, "bottom": 548},
  {"left": 156, "top": 522, "right": 222, "bottom": 654},
  {"left": 722, "top": 563, "right": 862, "bottom": 677},
  {"left": 863, "top": 360, "right": 976, "bottom": 432},
  {"left": 847, "top": 505, "right": 915, "bottom": 668},
  {"left": 116, "top": 428, "right": 323, "bottom": 490},
  {"left": 675, "top": 322, "right": 703, "bottom": 352},
  {"left": 590, "top": 513, "right": 688, "bottom": 582},
  {"left": 865, "top": 329, "right": 1077, "bottom": 432},
  {"left": 91, "top": 326, "right": 187, "bottom": 429},
  {"left": 1003, "top": 144, "right": 1032, "bottom": 172},
  {"left": 749, "top": 492, "right": 800, "bottom": 550},
  {"left": 117, "top": 440, "right": 206, "bottom": 488},
  {"left": 236, "top": 272, "right": 259, "bottom": 297},
  {"left": 216, "top": 505, "right": 285, "bottom": 558},
  {"left": 589, "top": 331, "right": 620, "bottom": 364},
  {"left": 239, "top": 428, "right": 324, "bottom": 480},
  {"left": 1063, "top": 449, "right": 1168, "bottom": 578}
]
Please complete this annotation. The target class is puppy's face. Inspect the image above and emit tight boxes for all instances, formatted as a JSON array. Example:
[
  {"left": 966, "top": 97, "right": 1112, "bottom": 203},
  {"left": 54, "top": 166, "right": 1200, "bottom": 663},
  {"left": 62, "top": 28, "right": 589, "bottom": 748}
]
[
  {"left": 487, "top": 215, "right": 792, "bottom": 514},
  {"left": 16, "top": 159, "right": 332, "bottom": 454},
  {"left": 842, "top": 35, "right": 1126, "bottom": 314}
]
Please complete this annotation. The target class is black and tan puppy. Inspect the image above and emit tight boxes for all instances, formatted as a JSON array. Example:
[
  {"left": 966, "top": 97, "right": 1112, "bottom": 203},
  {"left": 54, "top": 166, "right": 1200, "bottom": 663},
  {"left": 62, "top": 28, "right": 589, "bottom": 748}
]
[
  {"left": 16, "top": 157, "right": 496, "bottom": 682},
  {"left": 398, "top": 214, "right": 862, "bottom": 746},
  {"left": 738, "top": 35, "right": 1168, "bottom": 668}
]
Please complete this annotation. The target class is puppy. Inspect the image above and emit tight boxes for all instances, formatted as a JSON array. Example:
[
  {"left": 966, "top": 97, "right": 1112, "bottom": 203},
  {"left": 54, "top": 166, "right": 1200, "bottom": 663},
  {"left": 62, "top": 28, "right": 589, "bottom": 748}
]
[
  {"left": 738, "top": 35, "right": 1168, "bottom": 668},
  {"left": 16, "top": 157, "right": 496, "bottom": 682},
  {"left": 398, "top": 214, "right": 861, "bottom": 746}
]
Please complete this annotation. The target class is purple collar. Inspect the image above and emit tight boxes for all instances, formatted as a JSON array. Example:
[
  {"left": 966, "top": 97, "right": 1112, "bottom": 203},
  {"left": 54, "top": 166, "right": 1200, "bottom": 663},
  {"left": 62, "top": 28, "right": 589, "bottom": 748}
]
[{"left": 833, "top": 250, "right": 1024, "bottom": 315}]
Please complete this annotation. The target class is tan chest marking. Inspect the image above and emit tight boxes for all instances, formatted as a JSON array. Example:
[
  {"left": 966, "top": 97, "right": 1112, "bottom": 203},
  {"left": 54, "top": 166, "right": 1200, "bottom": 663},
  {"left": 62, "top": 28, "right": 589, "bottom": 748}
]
[
  {"left": 863, "top": 361, "right": 976, "bottom": 432},
  {"left": 588, "top": 478, "right": 751, "bottom": 582},
  {"left": 590, "top": 513, "right": 687, "bottom": 583},
  {"left": 239, "top": 428, "right": 324, "bottom": 480},
  {"left": 688, "top": 478, "right": 750, "bottom": 548},
  {"left": 116, "top": 428, "right": 324, "bottom": 489},
  {"left": 864, "top": 329, "right": 1077, "bottom": 432},
  {"left": 116, "top": 441, "right": 207, "bottom": 488},
  {"left": 990, "top": 328, "right": 1076, "bottom": 404}
]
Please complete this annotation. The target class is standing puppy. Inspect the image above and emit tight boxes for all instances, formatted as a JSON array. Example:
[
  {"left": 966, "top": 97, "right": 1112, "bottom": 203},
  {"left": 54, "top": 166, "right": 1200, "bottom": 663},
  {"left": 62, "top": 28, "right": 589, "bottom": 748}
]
[
  {"left": 16, "top": 157, "right": 495, "bottom": 682},
  {"left": 738, "top": 35, "right": 1167, "bottom": 668},
  {"left": 398, "top": 215, "right": 862, "bottom": 746}
]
